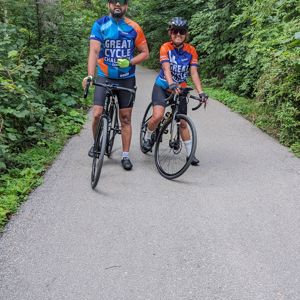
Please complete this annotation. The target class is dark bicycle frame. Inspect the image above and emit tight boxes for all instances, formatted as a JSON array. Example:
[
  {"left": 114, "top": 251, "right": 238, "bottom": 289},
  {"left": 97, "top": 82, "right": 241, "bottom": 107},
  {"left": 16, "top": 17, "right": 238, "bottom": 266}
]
[
  {"left": 140, "top": 87, "right": 207, "bottom": 179},
  {"left": 145, "top": 87, "right": 207, "bottom": 144},
  {"left": 84, "top": 77, "right": 136, "bottom": 188}
]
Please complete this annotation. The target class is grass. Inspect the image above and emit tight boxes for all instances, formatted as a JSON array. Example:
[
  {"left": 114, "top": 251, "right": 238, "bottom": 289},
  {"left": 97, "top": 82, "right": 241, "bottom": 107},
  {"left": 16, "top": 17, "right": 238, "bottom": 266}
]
[
  {"left": 204, "top": 86, "right": 300, "bottom": 158},
  {"left": 0, "top": 105, "right": 90, "bottom": 231}
]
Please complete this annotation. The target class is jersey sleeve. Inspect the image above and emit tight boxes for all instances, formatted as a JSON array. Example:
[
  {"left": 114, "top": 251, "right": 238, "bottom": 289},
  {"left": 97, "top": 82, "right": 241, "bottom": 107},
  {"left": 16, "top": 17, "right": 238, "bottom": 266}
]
[
  {"left": 160, "top": 44, "right": 170, "bottom": 64},
  {"left": 124, "top": 18, "right": 147, "bottom": 48},
  {"left": 90, "top": 21, "right": 103, "bottom": 43},
  {"left": 134, "top": 24, "right": 147, "bottom": 48},
  {"left": 190, "top": 46, "right": 199, "bottom": 67}
]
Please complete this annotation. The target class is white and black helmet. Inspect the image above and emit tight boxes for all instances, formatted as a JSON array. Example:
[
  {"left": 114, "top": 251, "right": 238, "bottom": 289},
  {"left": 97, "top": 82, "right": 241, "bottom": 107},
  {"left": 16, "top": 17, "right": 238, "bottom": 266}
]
[{"left": 168, "top": 17, "right": 188, "bottom": 31}]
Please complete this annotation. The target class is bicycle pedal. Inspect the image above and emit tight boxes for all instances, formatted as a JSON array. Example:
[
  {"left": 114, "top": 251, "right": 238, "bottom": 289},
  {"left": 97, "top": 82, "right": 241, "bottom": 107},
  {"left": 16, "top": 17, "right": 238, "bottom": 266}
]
[{"left": 93, "top": 151, "right": 101, "bottom": 158}]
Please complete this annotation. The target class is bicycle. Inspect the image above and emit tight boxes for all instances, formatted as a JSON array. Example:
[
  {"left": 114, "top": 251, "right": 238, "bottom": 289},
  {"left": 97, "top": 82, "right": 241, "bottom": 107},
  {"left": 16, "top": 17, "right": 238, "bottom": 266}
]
[
  {"left": 140, "top": 87, "right": 207, "bottom": 180},
  {"left": 84, "top": 77, "right": 136, "bottom": 189}
]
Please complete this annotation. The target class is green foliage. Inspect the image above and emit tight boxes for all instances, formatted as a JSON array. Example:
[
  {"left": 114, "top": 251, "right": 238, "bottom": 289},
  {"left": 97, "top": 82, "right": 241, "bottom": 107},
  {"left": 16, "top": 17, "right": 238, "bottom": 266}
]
[
  {"left": 130, "top": 0, "right": 198, "bottom": 68},
  {"left": 205, "top": 86, "right": 299, "bottom": 157},
  {"left": 0, "top": 0, "right": 97, "bottom": 229},
  {"left": 0, "top": 23, "right": 50, "bottom": 168},
  {"left": 0, "top": 128, "right": 70, "bottom": 229},
  {"left": 131, "top": 0, "right": 299, "bottom": 153}
]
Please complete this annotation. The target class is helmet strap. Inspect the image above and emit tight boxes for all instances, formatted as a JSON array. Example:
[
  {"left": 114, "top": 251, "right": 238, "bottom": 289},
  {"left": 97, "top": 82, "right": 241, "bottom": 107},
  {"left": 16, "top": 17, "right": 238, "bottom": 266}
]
[{"left": 171, "top": 40, "right": 185, "bottom": 49}]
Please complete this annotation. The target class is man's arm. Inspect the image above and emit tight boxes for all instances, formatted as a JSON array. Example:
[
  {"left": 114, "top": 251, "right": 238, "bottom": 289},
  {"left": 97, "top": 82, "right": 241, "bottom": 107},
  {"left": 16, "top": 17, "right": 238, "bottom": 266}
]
[
  {"left": 82, "top": 40, "right": 101, "bottom": 88},
  {"left": 88, "top": 40, "right": 101, "bottom": 76},
  {"left": 130, "top": 43, "right": 149, "bottom": 65}
]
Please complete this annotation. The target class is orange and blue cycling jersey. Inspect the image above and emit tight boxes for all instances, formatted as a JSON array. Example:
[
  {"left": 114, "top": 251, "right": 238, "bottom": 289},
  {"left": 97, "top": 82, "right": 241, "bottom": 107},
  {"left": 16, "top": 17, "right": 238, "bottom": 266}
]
[
  {"left": 155, "top": 42, "right": 199, "bottom": 89},
  {"left": 90, "top": 16, "right": 147, "bottom": 79}
]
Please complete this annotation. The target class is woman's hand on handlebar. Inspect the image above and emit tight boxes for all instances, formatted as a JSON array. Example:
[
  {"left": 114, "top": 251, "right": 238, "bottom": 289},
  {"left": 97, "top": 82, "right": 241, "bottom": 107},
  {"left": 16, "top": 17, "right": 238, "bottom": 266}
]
[
  {"left": 168, "top": 83, "right": 181, "bottom": 94},
  {"left": 198, "top": 92, "right": 208, "bottom": 101},
  {"left": 199, "top": 92, "right": 208, "bottom": 107}
]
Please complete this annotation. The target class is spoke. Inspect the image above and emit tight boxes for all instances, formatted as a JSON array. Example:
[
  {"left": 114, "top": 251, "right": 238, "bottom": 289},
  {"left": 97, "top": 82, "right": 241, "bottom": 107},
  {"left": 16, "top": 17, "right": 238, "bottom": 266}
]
[{"left": 156, "top": 115, "right": 195, "bottom": 178}]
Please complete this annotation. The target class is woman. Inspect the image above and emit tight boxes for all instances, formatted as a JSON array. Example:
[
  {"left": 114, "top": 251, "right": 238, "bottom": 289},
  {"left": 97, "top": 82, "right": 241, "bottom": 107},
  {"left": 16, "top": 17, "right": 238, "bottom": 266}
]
[{"left": 142, "top": 17, "right": 207, "bottom": 165}]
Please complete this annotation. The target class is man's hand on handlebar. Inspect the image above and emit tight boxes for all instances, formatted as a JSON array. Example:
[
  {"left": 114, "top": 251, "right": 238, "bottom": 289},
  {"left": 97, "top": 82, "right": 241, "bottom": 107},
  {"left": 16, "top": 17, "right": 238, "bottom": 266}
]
[{"left": 82, "top": 75, "right": 93, "bottom": 89}]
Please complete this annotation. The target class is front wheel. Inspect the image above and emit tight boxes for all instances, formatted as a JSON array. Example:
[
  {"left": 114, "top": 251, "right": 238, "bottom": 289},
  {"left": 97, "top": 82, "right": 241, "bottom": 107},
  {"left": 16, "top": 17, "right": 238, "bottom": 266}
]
[
  {"left": 91, "top": 116, "right": 108, "bottom": 189},
  {"left": 154, "top": 114, "right": 197, "bottom": 180},
  {"left": 106, "top": 103, "right": 119, "bottom": 157}
]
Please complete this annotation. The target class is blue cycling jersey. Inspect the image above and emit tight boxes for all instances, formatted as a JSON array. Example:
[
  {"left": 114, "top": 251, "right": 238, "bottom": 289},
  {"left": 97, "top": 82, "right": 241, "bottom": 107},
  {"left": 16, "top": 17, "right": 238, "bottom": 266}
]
[
  {"left": 155, "top": 42, "right": 199, "bottom": 89},
  {"left": 90, "top": 16, "right": 147, "bottom": 79}
]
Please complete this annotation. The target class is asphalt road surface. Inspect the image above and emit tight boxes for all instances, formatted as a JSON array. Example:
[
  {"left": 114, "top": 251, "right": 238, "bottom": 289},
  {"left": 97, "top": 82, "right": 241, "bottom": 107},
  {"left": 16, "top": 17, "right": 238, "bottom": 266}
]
[{"left": 1, "top": 66, "right": 300, "bottom": 300}]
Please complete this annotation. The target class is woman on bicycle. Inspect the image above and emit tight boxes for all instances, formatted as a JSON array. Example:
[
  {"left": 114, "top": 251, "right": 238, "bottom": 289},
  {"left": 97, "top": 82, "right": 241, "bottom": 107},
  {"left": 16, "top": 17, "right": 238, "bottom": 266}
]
[{"left": 141, "top": 17, "right": 207, "bottom": 165}]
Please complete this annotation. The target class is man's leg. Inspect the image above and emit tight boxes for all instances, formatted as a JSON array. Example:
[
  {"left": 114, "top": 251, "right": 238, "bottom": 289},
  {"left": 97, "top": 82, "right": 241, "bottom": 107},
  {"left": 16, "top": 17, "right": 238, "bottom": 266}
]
[
  {"left": 88, "top": 105, "right": 104, "bottom": 157},
  {"left": 119, "top": 107, "right": 133, "bottom": 170},
  {"left": 92, "top": 105, "right": 104, "bottom": 138}
]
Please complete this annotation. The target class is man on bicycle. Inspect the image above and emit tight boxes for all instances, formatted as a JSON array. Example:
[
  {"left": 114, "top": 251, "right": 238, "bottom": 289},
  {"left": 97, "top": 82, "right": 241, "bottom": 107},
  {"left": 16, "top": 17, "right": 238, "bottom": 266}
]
[
  {"left": 83, "top": 0, "right": 149, "bottom": 170},
  {"left": 141, "top": 17, "right": 207, "bottom": 166}
]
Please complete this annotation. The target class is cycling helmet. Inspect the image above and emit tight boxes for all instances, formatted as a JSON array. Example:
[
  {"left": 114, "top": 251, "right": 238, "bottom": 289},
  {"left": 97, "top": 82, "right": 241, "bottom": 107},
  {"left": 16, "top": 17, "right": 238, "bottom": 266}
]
[{"left": 168, "top": 17, "right": 188, "bottom": 31}]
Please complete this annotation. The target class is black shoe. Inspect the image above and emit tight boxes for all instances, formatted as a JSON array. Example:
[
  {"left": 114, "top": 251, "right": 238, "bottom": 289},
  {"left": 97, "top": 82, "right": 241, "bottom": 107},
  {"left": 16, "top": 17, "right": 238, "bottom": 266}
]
[
  {"left": 187, "top": 156, "right": 200, "bottom": 166},
  {"left": 142, "top": 138, "right": 153, "bottom": 152},
  {"left": 88, "top": 145, "right": 94, "bottom": 158},
  {"left": 121, "top": 157, "right": 133, "bottom": 170}
]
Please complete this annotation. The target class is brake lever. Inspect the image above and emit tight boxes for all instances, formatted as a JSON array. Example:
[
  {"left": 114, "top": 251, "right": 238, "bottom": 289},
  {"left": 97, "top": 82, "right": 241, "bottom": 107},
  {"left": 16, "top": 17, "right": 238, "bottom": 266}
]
[{"left": 83, "top": 78, "right": 92, "bottom": 99}]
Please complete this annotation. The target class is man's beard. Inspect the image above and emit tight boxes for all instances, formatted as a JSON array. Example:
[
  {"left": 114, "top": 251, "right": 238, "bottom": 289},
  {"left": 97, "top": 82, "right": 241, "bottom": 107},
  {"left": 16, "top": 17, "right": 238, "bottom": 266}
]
[{"left": 111, "top": 7, "right": 126, "bottom": 18}]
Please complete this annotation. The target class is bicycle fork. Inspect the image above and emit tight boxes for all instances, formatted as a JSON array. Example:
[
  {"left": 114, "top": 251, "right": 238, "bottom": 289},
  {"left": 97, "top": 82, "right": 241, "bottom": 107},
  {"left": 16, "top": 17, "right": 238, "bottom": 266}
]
[{"left": 168, "top": 115, "right": 181, "bottom": 151}]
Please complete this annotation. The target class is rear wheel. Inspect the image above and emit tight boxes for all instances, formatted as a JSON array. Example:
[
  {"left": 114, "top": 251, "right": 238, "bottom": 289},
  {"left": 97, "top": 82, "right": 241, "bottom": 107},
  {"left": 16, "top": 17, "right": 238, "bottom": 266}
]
[
  {"left": 140, "top": 102, "right": 153, "bottom": 153},
  {"left": 154, "top": 114, "right": 197, "bottom": 180},
  {"left": 106, "top": 103, "right": 119, "bottom": 157},
  {"left": 91, "top": 116, "right": 108, "bottom": 189}
]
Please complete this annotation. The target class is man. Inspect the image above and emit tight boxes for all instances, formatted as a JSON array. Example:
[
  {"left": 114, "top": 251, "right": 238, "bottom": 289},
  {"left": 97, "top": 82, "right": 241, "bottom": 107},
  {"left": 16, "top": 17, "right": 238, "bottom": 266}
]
[
  {"left": 83, "top": 0, "right": 149, "bottom": 170},
  {"left": 141, "top": 17, "right": 208, "bottom": 166}
]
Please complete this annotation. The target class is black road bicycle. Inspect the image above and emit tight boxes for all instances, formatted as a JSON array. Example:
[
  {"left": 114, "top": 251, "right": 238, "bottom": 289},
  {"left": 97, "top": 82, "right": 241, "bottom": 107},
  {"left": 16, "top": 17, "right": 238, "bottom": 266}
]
[
  {"left": 140, "top": 88, "right": 207, "bottom": 180},
  {"left": 84, "top": 77, "right": 136, "bottom": 189}
]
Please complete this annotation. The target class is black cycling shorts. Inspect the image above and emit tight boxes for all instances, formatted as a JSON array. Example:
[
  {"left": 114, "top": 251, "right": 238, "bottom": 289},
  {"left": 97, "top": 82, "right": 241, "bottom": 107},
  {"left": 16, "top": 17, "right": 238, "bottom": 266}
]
[
  {"left": 94, "top": 76, "right": 136, "bottom": 109},
  {"left": 151, "top": 84, "right": 187, "bottom": 115}
]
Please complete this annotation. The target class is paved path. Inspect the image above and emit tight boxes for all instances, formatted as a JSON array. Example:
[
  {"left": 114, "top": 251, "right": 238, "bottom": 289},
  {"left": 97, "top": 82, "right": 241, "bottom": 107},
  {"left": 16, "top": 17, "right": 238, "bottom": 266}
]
[{"left": 1, "top": 66, "right": 300, "bottom": 300}]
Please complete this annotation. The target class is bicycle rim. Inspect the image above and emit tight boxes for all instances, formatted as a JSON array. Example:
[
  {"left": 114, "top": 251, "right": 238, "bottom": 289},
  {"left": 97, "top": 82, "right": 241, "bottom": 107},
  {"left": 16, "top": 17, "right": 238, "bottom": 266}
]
[
  {"left": 140, "top": 102, "right": 153, "bottom": 153},
  {"left": 91, "top": 116, "right": 108, "bottom": 189},
  {"left": 154, "top": 114, "right": 197, "bottom": 179},
  {"left": 106, "top": 104, "right": 118, "bottom": 157}
]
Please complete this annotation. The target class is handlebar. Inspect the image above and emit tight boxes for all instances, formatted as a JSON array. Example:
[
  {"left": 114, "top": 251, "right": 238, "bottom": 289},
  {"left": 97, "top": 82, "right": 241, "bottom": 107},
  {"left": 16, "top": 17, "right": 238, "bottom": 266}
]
[
  {"left": 190, "top": 94, "right": 208, "bottom": 110},
  {"left": 164, "top": 87, "right": 208, "bottom": 111}
]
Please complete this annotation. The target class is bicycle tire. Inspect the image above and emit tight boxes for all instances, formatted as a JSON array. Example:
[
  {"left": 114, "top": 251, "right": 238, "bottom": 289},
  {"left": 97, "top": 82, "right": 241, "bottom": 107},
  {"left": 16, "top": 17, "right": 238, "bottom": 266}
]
[
  {"left": 140, "top": 102, "right": 153, "bottom": 153},
  {"left": 91, "top": 115, "right": 108, "bottom": 189},
  {"left": 154, "top": 114, "right": 197, "bottom": 180},
  {"left": 106, "top": 102, "right": 119, "bottom": 157}
]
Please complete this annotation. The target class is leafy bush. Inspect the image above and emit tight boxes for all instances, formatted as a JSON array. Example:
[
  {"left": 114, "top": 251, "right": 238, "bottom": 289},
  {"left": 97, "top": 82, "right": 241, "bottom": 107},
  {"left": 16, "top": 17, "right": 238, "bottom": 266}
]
[{"left": 131, "top": 0, "right": 299, "bottom": 151}]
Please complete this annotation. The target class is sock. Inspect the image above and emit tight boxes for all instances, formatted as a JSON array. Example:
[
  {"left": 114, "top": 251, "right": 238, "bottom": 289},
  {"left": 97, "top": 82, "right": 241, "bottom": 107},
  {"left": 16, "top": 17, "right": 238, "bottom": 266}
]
[
  {"left": 183, "top": 140, "right": 192, "bottom": 157},
  {"left": 122, "top": 152, "right": 129, "bottom": 159},
  {"left": 145, "top": 128, "right": 153, "bottom": 140}
]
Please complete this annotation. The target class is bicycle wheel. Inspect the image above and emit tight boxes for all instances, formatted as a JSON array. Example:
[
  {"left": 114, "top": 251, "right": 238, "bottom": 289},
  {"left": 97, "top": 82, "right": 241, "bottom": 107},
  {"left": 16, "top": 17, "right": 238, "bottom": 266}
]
[
  {"left": 91, "top": 115, "right": 108, "bottom": 189},
  {"left": 106, "top": 102, "right": 119, "bottom": 157},
  {"left": 154, "top": 114, "right": 197, "bottom": 180},
  {"left": 140, "top": 102, "right": 153, "bottom": 153}
]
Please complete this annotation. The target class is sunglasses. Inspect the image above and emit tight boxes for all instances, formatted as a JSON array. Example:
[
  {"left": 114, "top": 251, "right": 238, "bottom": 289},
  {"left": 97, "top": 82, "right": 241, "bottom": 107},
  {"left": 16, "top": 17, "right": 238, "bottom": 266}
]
[
  {"left": 109, "top": 0, "right": 128, "bottom": 5},
  {"left": 171, "top": 28, "right": 187, "bottom": 35}
]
